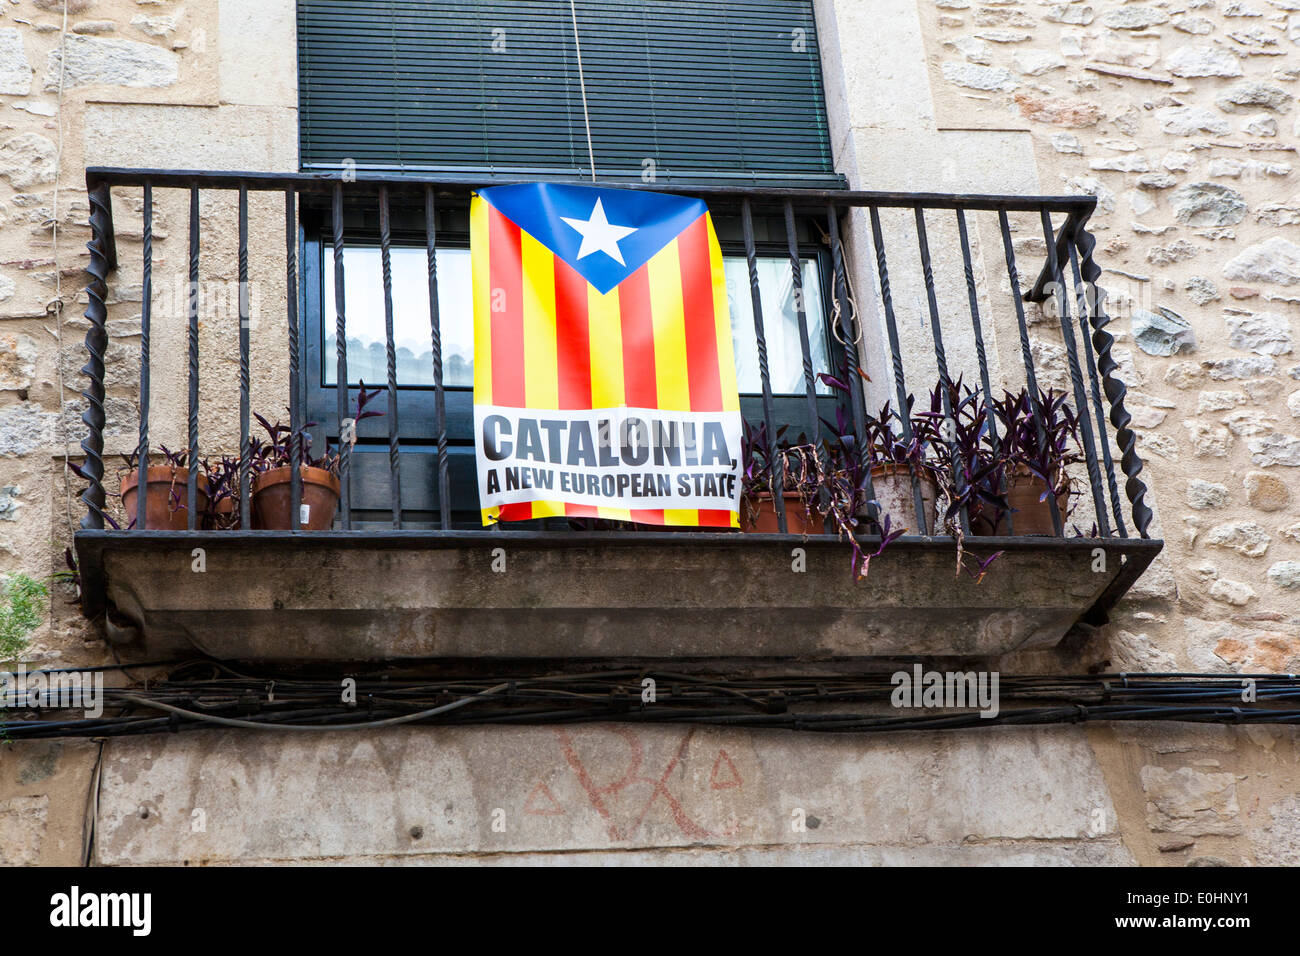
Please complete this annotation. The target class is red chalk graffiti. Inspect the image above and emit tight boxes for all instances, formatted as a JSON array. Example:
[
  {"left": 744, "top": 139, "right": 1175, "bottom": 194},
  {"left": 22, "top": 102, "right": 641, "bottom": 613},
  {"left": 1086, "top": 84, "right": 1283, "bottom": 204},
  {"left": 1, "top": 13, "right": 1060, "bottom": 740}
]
[
  {"left": 523, "top": 781, "right": 565, "bottom": 816},
  {"left": 553, "top": 727, "right": 726, "bottom": 842},
  {"left": 709, "top": 749, "right": 742, "bottom": 790}
]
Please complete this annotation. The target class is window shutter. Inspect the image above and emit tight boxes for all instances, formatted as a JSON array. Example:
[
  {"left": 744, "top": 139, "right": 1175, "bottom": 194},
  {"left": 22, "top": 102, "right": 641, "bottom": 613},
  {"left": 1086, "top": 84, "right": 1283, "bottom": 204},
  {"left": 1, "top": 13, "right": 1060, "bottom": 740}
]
[{"left": 297, "top": 0, "right": 844, "bottom": 188}]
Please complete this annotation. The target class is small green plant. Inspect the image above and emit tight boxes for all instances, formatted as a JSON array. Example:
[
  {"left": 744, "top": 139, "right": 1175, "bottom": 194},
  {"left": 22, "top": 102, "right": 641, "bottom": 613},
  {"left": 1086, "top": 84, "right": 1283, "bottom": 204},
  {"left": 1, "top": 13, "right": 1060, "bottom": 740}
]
[{"left": 0, "top": 572, "right": 47, "bottom": 660}]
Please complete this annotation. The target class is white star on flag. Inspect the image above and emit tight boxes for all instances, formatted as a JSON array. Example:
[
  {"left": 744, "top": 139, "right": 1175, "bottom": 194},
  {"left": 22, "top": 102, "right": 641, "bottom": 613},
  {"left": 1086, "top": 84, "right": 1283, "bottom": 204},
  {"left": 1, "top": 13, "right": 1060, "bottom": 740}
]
[{"left": 560, "top": 198, "right": 637, "bottom": 266}]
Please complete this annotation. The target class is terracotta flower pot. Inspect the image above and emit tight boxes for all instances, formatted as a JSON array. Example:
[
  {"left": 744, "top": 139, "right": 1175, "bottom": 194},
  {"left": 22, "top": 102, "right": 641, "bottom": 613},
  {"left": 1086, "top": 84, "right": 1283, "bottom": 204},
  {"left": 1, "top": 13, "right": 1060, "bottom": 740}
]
[
  {"left": 741, "top": 491, "right": 824, "bottom": 534},
  {"left": 120, "top": 466, "right": 208, "bottom": 531},
  {"left": 251, "top": 465, "right": 340, "bottom": 530},
  {"left": 864, "top": 463, "right": 939, "bottom": 534},
  {"left": 971, "top": 466, "right": 1068, "bottom": 537}
]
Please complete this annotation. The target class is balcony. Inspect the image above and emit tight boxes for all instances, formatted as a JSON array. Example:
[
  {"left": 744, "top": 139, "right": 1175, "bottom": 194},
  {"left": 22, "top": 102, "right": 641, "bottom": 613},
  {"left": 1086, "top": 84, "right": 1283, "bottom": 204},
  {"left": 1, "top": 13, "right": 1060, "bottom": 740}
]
[{"left": 72, "top": 168, "right": 1162, "bottom": 662}]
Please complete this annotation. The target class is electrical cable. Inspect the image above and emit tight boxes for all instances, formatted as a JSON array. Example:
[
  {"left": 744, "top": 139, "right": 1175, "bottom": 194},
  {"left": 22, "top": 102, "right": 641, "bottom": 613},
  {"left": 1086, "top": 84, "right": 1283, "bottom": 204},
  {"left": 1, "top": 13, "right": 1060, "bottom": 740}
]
[
  {"left": 3, "top": 668, "right": 1300, "bottom": 739},
  {"left": 567, "top": 0, "right": 598, "bottom": 182},
  {"left": 115, "top": 681, "right": 511, "bottom": 731},
  {"left": 80, "top": 738, "right": 103, "bottom": 867}
]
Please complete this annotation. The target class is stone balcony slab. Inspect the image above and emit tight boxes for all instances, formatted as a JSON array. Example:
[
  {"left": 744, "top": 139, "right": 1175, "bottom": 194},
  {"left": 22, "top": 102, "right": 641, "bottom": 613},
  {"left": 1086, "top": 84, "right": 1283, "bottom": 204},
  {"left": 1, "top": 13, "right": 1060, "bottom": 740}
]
[{"left": 75, "top": 530, "right": 1161, "bottom": 662}]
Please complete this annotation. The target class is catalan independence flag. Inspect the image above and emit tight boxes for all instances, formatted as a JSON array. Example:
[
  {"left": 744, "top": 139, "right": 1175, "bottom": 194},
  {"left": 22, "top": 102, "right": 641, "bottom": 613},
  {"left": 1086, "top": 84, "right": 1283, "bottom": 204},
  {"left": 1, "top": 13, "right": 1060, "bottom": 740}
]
[{"left": 472, "top": 182, "right": 742, "bottom": 527}]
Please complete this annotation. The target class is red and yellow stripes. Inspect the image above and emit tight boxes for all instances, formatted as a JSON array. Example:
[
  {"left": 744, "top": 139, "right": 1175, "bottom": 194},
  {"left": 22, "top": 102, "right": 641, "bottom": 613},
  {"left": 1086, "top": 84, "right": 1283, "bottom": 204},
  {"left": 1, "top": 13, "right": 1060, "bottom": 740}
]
[{"left": 473, "top": 196, "right": 738, "bottom": 527}]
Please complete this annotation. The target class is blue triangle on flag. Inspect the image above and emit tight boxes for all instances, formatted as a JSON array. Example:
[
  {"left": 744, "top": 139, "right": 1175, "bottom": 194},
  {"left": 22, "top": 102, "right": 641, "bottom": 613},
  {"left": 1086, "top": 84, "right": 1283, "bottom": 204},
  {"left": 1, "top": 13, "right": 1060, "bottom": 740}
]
[{"left": 477, "top": 182, "right": 708, "bottom": 295}]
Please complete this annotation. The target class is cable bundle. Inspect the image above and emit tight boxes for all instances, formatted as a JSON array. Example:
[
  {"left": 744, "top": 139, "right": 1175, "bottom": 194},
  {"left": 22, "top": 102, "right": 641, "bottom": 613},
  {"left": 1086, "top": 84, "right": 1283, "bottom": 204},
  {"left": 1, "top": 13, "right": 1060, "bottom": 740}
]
[{"left": 1, "top": 662, "right": 1298, "bottom": 739}]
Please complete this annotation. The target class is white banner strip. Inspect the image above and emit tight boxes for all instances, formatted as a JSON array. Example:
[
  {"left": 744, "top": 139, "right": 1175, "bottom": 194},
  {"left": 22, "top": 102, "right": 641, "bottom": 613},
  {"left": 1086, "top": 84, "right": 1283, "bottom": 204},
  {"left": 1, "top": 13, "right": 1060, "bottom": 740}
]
[{"left": 474, "top": 405, "right": 743, "bottom": 513}]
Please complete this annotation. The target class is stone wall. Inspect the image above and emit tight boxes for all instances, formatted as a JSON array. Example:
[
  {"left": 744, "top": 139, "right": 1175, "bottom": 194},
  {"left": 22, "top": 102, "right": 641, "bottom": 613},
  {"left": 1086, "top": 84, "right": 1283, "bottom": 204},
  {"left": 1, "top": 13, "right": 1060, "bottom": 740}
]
[
  {"left": 1, "top": 0, "right": 212, "bottom": 657},
  {"left": 918, "top": 0, "right": 1300, "bottom": 677},
  {"left": 0, "top": 0, "right": 1298, "bottom": 866}
]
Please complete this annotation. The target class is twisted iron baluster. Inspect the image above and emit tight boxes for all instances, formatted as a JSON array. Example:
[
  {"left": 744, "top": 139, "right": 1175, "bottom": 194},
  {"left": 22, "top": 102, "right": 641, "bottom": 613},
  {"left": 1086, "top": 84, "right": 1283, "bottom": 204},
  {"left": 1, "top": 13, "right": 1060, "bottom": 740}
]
[
  {"left": 238, "top": 184, "right": 251, "bottom": 530},
  {"left": 379, "top": 185, "right": 401, "bottom": 528},
  {"left": 332, "top": 182, "right": 350, "bottom": 529},
  {"left": 956, "top": 209, "right": 1008, "bottom": 534},
  {"left": 186, "top": 187, "right": 200, "bottom": 531},
  {"left": 1068, "top": 236, "right": 1126, "bottom": 537},
  {"left": 999, "top": 210, "right": 1063, "bottom": 536},
  {"left": 80, "top": 183, "right": 112, "bottom": 530},
  {"left": 426, "top": 185, "right": 450, "bottom": 530},
  {"left": 868, "top": 207, "right": 927, "bottom": 534},
  {"left": 136, "top": 183, "right": 152, "bottom": 531},
  {"left": 956, "top": 211, "right": 1001, "bottom": 459},
  {"left": 827, "top": 205, "right": 877, "bottom": 526},
  {"left": 914, "top": 207, "right": 966, "bottom": 535},
  {"left": 1040, "top": 210, "right": 1110, "bottom": 538},
  {"left": 783, "top": 201, "right": 819, "bottom": 444},
  {"left": 741, "top": 198, "right": 787, "bottom": 533},
  {"left": 1072, "top": 217, "right": 1153, "bottom": 538},
  {"left": 286, "top": 187, "right": 301, "bottom": 530}
]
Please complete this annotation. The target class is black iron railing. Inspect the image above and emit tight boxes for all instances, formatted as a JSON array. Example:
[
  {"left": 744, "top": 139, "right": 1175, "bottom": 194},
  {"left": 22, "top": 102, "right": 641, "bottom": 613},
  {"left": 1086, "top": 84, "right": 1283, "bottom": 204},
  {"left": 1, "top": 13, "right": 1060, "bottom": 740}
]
[{"left": 77, "top": 167, "right": 1153, "bottom": 542}]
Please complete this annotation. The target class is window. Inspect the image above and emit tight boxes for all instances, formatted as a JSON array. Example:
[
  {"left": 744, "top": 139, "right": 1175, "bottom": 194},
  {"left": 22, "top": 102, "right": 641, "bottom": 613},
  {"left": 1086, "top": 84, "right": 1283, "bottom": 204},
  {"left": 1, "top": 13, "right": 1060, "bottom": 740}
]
[
  {"left": 297, "top": 0, "right": 843, "bottom": 188},
  {"left": 723, "top": 258, "right": 831, "bottom": 397},
  {"left": 296, "top": 1, "right": 847, "bottom": 524},
  {"left": 323, "top": 247, "right": 475, "bottom": 389}
]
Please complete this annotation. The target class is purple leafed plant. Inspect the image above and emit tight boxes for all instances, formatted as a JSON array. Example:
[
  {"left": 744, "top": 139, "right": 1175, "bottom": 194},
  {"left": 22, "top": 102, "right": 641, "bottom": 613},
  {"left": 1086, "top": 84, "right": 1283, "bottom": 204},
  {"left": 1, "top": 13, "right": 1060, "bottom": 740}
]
[
  {"left": 912, "top": 378, "right": 1086, "bottom": 576},
  {"left": 814, "top": 417, "right": 910, "bottom": 580},
  {"left": 840, "top": 510, "right": 906, "bottom": 581},
  {"left": 201, "top": 454, "right": 241, "bottom": 528},
  {"left": 958, "top": 547, "right": 1005, "bottom": 584},
  {"left": 817, "top": 372, "right": 945, "bottom": 506},
  {"left": 740, "top": 419, "right": 822, "bottom": 531},
  {"left": 990, "top": 386, "right": 1083, "bottom": 505},
  {"left": 120, "top": 443, "right": 191, "bottom": 473},
  {"left": 741, "top": 371, "right": 931, "bottom": 580},
  {"left": 915, "top": 376, "right": 1009, "bottom": 535},
  {"left": 253, "top": 381, "right": 386, "bottom": 475}
]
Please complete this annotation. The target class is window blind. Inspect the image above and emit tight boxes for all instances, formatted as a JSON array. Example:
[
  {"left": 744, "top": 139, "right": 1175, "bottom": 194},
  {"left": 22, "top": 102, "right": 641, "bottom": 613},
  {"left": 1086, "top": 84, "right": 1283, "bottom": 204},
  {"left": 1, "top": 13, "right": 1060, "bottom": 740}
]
[{"left": 297, "top": 0, "right": 843, "bottom": 187}]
